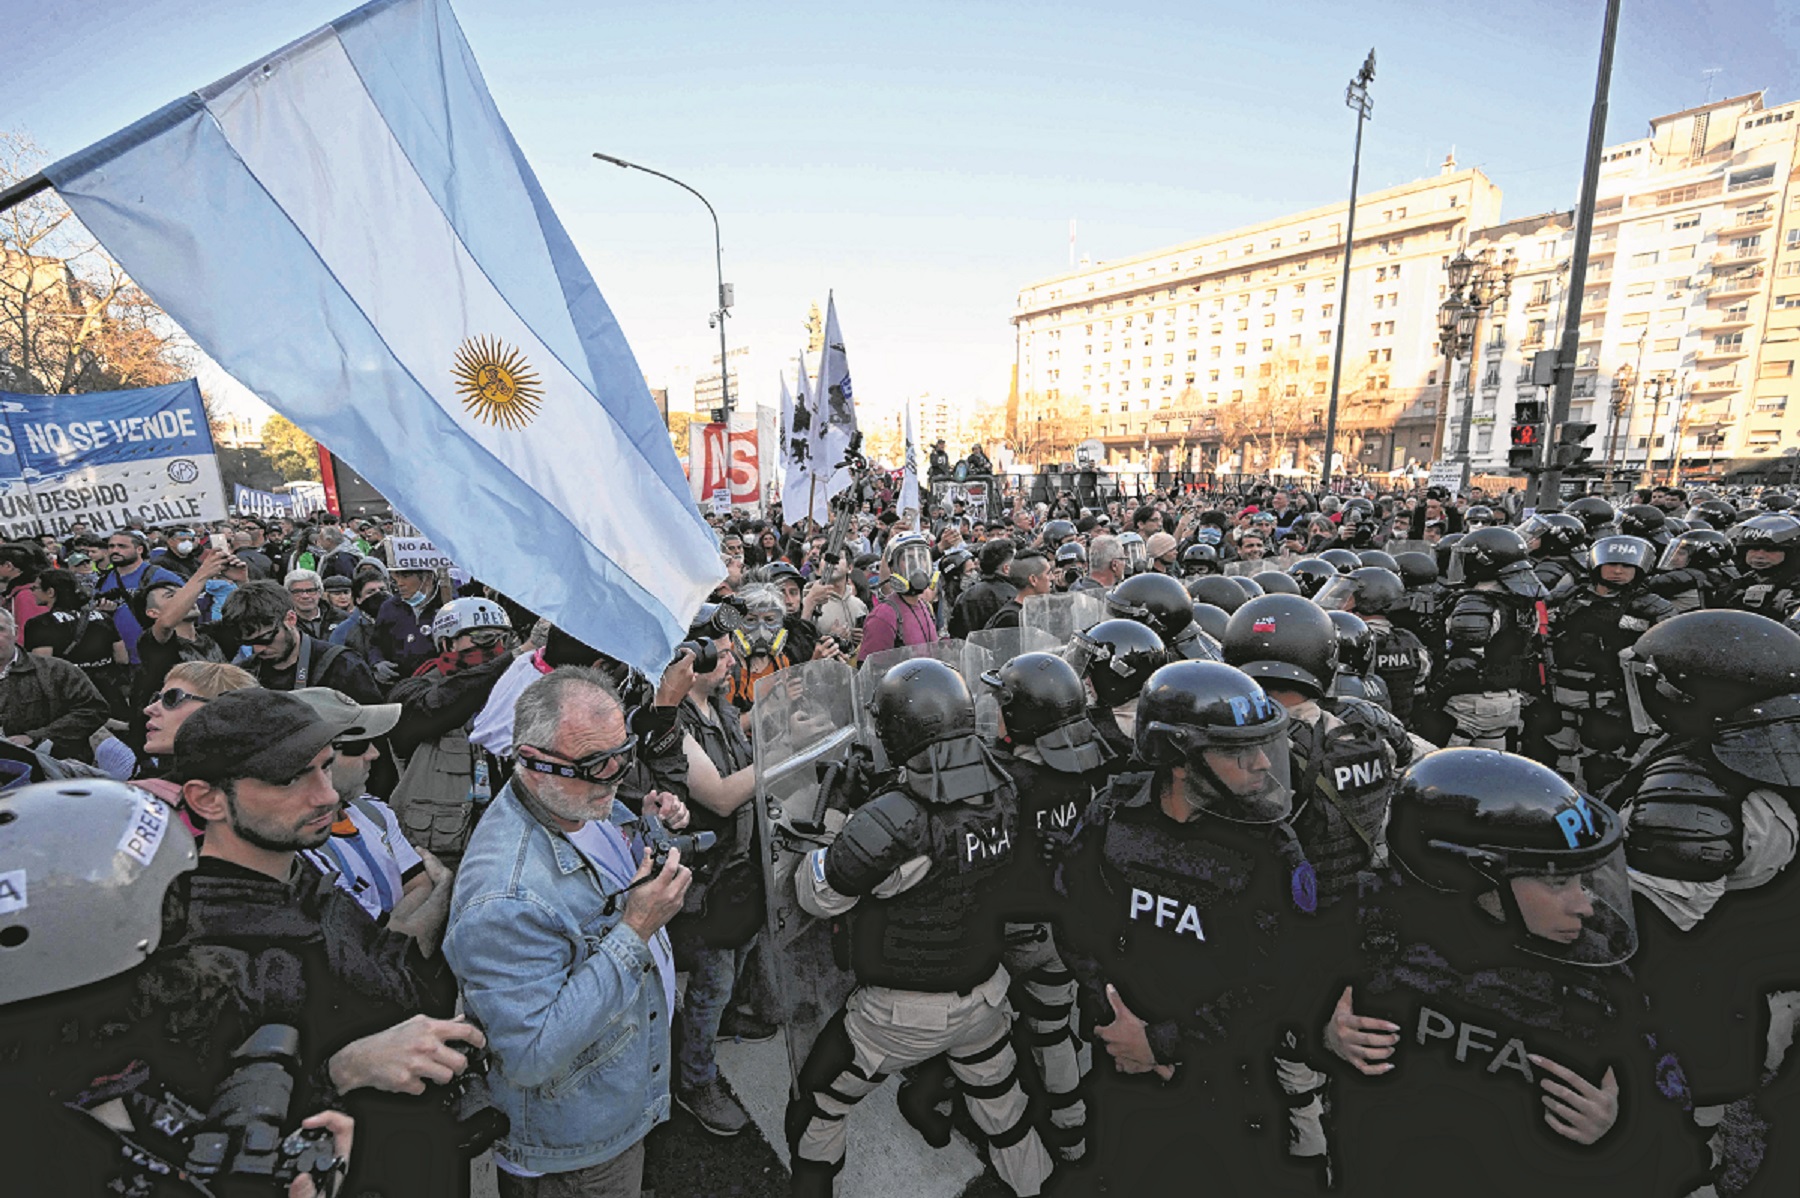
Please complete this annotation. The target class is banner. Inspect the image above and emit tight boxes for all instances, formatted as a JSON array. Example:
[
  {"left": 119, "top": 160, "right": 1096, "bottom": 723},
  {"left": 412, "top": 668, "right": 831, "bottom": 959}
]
[
  {"left": 689, "top": 416, "right": 767, "bottom": 511},
  {"left": 233, "top": 483, "right": 326, "bottom": 520},
  {"left": 0, "top": 379, "right": 226, "bottom": 537},
  {"left": 386, "top": 534, "right": 457, "bottom": 570}
]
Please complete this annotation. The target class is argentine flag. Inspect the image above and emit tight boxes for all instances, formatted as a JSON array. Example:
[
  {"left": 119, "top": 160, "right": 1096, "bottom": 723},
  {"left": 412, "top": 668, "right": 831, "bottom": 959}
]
[{"left": 42, "top": 0, "right": 721, "bottom": 676}]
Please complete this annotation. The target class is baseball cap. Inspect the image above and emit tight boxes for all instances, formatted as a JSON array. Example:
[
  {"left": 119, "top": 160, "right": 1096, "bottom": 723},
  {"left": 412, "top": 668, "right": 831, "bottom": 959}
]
[
  {"left": 173, "top": 690, "right": 337, "bottom": 785},
  {"left": 289, "top": 688, "right": 401, "bottom": 742}
]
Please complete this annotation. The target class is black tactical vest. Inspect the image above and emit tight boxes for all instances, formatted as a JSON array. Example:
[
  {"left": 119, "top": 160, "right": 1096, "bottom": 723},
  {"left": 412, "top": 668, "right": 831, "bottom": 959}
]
[{"left": 1288, "top": 711, "right": 1392, "bottom": 901}]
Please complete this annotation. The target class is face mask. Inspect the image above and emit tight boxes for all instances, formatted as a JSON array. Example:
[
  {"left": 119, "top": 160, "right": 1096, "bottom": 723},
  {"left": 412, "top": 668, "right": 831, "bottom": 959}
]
[
  {"left": 358, "top": 592, "right": 389, "bottom": 618},
  {"left": 174, "top": 539, "right": 195, "bottom": 555},
  {"left": 405, "top": 589, "right": 431, "bottom": 610},
  {"left": 203, "top": 579, "right": 237, "bottom": 605}
]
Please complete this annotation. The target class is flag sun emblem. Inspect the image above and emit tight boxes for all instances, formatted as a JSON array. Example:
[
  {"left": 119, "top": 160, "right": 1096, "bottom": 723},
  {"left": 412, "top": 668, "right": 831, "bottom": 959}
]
[{"left": 451, "top": 336, "right": 543, "bottom": 429}]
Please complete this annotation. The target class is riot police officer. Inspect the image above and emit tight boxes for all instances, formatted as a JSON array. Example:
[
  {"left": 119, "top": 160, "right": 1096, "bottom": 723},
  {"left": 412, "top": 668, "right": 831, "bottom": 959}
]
[
  {"left": 1649, "top": 528, "right": 1736, "bottom": 613},
  {"left": 1434, "top": 527, "right": 1550, "bottom": 751},
  {"left": 981, "top": 651, "right": 1122, "bottom": 1164},
  {"left": 1714, "top": 513, "right": 1800, "bottom": 621},
  {"left": 1544, "top": 535, "right": 1673, "bottom": 793},
  {"left": 1617, "top": 503, "right": 1671, "bottom": 553},
  {"left": 1107, "top": 572, "right": 1220, "bottom": 661},
  {"left": 1072, "top": 618, "right": 1168, "bottom": 757},
  {"left": 1323, "top": 749, "right": 1701, "bottom": 1197},
  {"left": 1612, "top": 610, "right": 1800, "bottom": 1195},
  {"left": 1390, "top": 550, "right": 1449, "bottom": 667},
  {"left": 1326, "top": 610, "right": 1392, "bottom": 711},
  {"left": 1315, "top": 566, "right": 1430, "bottom": 727},
  {"left": 1221, "top": 594, "right": 1406, "bottom": 904},
  {"left": 1057, "top": 660, "right": 1319, "bottom": 1194},
  {"left": 1566, "top": 495, "right": 1617, "bottom": 540},
  {"left": 789, "top": 659, "right": 1052, "bottom": 1197},
  {"left": 1519, "top": 512, "right": 1589, "bottom": 600}
]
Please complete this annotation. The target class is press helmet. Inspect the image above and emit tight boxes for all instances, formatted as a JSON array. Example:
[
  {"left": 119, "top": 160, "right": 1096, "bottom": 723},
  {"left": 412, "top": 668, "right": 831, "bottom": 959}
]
[{"left": 431, "top": 596, "right": 513, "bottom": 645}]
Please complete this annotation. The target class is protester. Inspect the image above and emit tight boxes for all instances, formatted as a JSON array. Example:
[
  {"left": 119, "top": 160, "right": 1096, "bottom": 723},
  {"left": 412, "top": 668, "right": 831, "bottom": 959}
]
[{"left": 221, "top": 579, "right": 384, "bottom": 703}]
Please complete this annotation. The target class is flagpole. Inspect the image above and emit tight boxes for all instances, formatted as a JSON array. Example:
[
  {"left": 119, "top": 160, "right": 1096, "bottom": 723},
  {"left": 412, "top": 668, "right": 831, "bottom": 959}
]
[{"left": 0, "top": 173, "right": 50, "bottom": 215}]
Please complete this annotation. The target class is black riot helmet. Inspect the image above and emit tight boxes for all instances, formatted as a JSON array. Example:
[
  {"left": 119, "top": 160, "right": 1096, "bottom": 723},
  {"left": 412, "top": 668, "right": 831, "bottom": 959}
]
[
  {"left": 979, "top": 651, "right": 1113, "bottom": 773},
  {"left": 1619, "top": 610, "right": 1800, "bottom": 740},
  {"left": 1233, "top": 575, "right": 1266, "bottom": 600},
  {"left": 1357, "top": 549, "right": 1399, "bottom": 573},
  {"left": 1190, "top": 602, "right": 1231, "bottom": 644},
  {"left": 1107, "top": 573, "right": 1196, "bottom": 642},
  {"left": 1386, "top": 749, "right": 1636, "bottom": 967},
  {"left": 1733, "top": 512, "right": 1800, "bottom": 572},
  {"left": 1766, "top": 494, "right": 1796, "bottom": 513},
  {"left": 1566, "top": 495, "right": 1616, "bottom": 535},
  {"left": 1134, "top": 661, "right": 1295, "bottom": 824},
  {"left": 1434, "top": 532, "right": 1465, "bottom": 575},
  {"left": 1180, "top": 543, "right": 1222, "bottom": 577},
  {"left": 1287, "top": 558, "right": 1340, "bottom": 598},
  {"left": 1187, "top": 574, "right": 1248, "bottom": 614},
  {"left": 1587, "top": 535, "right": 1655, "bottom": 583},
  {"left": 1071, "top": 618, "right": 1168, "bottom": 708},
  {"left": 1445, "top": 526, "right": 1529, "bottom": 585},
  {"left": 1393, "top": 551, "right": 1438, "bottom": 589},
  {"left": 1252, "top": 570, "right": 1302, "bottom": 596},
  {"left": 1617, "top": 504, "right": 1667, "bottom": 543},
  {"left": 1042, "top": 519, "right": 1077, "bottom": 550},
  {"left": 870, "top": 657, "right": 976, "bottom": 763},
  {"left": 1657, "top": 528, "right": 1732, "bottom": 572},
  {"left": 1518, "top": 512, "right": 1587, "bottom": 557},
  {"left": 1463, "top": 504, "right": 1497, "bottom": 530},
  {"left": 1221, "top": 593, "right": 1339, "bottom": 699},
  {"left": 1320, "top": 548, "right": 1362, "bottom": 575},
  {"left": 1315, "top": 565, "right": 1405, "bottom": 615},
  {"left": 1327, "top": 610, "right": 1376, "bottom": 674},
  {"left": 1692, "top": 498, "right": 1737, "bottom": 528}
]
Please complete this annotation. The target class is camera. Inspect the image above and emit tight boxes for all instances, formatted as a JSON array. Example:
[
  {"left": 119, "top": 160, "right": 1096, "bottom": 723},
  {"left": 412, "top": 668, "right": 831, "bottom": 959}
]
[
  {"left": 637, "top": 810, "right": 716, "bottom": 870},
  {"left": 441, "top": 1038, "right": 510, "bottom": 1159},
  {"left": 676, "top": 638, "right": 720, "bottom": 673}
]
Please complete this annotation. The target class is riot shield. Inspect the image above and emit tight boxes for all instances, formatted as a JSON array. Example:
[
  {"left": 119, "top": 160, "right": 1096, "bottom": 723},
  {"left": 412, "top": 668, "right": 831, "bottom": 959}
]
[
  {"left": 1383, "top": 539, "right": 1433, "bottom": 557},
  {"left": 752, "top": 658, "right": 861, "bottom": 1090},
  {"left": 963, "top": 627, "right": 1058, "bottom": 741},
  {"left": 1021, "top": 591, "right": 1105, "bottom": 647},
  {"left": 855, "top": 639, "right": 970, "bottom": 768}
]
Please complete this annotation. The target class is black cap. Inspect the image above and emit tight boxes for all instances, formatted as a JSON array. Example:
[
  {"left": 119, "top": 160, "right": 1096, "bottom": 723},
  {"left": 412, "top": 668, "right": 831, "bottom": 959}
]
[
  {"left": 322, "top": 574, "right": 353, "bottom": 592},
  {"left": 173, "top": 690, "right": 337, "bottom": 785}
]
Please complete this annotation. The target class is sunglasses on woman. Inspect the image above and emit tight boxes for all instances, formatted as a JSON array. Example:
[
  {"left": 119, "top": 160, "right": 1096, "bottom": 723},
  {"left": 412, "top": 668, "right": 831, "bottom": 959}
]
[{"left": 155, "top": 687, "right": 210, "bottom": 710}]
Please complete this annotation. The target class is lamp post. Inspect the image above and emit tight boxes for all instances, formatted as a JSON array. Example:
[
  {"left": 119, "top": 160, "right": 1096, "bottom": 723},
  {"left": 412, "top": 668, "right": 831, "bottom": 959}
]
[
  {"left": 1319, "top": 49, "right": 1376, "bottom": 492},
  {"left": 1449, "top": 247, "right": 1516, "bottom": 463},
  {"left": 1639, "top": 373, "right": 1673, "bottom": 489},
  {"left": 593, "top": 152, "right": 734, "bottom": 424}
]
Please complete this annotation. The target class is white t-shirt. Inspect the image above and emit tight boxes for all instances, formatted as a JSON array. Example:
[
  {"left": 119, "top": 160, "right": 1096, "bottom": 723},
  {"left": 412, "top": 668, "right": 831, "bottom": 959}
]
[{"left": 470, "top": 650, "right": 548, "bottom": 758}]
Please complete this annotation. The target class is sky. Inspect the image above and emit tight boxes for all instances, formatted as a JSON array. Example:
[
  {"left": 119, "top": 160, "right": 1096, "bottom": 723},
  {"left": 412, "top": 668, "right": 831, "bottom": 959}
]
[{"left": 4, "top": 0, "right": 1797, "bottom": 427}]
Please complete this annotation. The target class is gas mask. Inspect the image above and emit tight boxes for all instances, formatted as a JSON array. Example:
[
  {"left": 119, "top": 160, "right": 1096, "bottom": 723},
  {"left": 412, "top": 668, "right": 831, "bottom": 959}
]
[
  {"left": 888, "top": 542, "right": 937, "bottom": 596},
  {"left": 732, "top": 608, "right": 788, "bottom": 659}
]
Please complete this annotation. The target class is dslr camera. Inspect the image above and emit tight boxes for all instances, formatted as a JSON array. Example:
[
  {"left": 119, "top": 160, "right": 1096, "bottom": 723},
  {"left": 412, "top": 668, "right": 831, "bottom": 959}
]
[{"left": 637, "top": 810, "right": 716, "bottom": 869}]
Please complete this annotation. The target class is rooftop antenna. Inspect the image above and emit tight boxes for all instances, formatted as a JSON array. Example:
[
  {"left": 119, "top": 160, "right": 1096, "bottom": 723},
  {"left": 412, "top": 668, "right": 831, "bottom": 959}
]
[{"left": 1702, "top": 68, "right": 1723, "bottom": 102}]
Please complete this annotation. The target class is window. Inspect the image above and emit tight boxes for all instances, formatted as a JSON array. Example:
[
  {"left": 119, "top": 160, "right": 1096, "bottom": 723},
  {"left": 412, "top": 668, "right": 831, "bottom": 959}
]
[
  {"left": 1323, "top": 279, "right": 1337, "bottom": 294},
  {"left": 1761, "top": 360, "right": 1795, "bottom": 379},
  {"left": 1636, "top": 219, "right": 1665, "bottom": 235},
  {"left": 1263, "top": 314, "right": 1276, "bottom": 328},
  {"left": 1291, "top": 308, "right": 1305, "bottom": 322},
  {"left": 1622, "top": 312, "right": 1649, "bottom": 327},
  {"left": 1208, "top": 369, "right": 1220, "bottom": 382},
  {"left": 1321, "top": 303, "right": 1334, "bottom": 319},
  {"left": 1777, "top": 295, "right": 1800, "bottom": 310},
  {"left": 1657, "top": 307, "right": 1685, "bottom": 323},
  {"left": 1673, "top": 212, "right": 1700, "bottom": 230},
  {"left": 1373, "top": 295, "right": 1385, "bottom": 310},
  {"left": 1316, "top": 356, "right": 1330, "bottom": 371},
  {"left": 1261, "top": 339, "right": 1274, "bottom": 353},
  {"left": 1210, "top": 346, "right": 1222, "bottom": 359},
  {"left": 1299, "top": 230, "right": 1311, "bottom": 243},
  {"left": 1627, "top": 281, "right": 1654, "bottom": 297},
  {"left": 1530, "top": 280, "right": 1553, "bottom": 304},
  {"left": 1630, "top": 250, "right": 1661, "bottom": 268},
  {"left": 1237, "top": 318, "right": 1249, "bottom": 332},
  {"left": 1653, "top": 338, "right": 1681, "bottom": 352},
  {"left": 1289, "top": 334, "right": 1302, "bottom": 349},
  {"left": 1668, "top": 245, "right": 1695, "bottom": 260},
  {"left": 1235, "top": 342, "right": 1247, "bottom": 355},
  {"left": 1317, "top": 330, "right": 1332, "bottom": 345}
]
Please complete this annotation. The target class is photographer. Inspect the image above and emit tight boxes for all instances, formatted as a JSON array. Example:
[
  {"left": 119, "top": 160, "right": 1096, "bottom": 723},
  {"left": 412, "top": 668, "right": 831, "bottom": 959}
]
[
  {"left": 0, "top": 779, "right": 354, "bottom": 1197},
  {"left": 806, "top": 554, "right": 866, "bottom": 659},
  {"left": 445, "top": 667, "right": 692, "bottom": 1197}
]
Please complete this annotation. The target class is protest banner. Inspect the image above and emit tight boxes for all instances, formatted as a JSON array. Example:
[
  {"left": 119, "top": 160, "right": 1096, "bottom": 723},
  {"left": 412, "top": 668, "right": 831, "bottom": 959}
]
[
  {"left": 233, "top": 483, "right": 326, "bottom": 520},
  {"left": 386, "top": 534, "right": 457, "bottom": 570}
]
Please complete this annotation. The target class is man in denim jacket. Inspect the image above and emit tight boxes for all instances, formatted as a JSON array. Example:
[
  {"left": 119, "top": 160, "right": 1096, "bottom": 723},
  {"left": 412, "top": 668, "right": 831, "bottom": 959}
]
[{"left": 445, "top": 667, "right": 692, "bottom": 1198}]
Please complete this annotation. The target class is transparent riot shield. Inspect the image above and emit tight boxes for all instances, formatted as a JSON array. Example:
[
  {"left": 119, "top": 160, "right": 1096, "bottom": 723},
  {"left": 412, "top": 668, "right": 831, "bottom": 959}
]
[
  {"left": 855, "top": 639, "right": 970, "bottom": 769},
  {"left": 963, "top": 627, "right": 1059, "bottom": 741},
  {"left": 752, "top": 658, "right": 861, "bottom": 1090},
  {"left": 1383, "top": 539, "right": 1433, "bottom": 557},
  {"left": 1021, "top": 591, "right": 1105, "bottom": 647}
]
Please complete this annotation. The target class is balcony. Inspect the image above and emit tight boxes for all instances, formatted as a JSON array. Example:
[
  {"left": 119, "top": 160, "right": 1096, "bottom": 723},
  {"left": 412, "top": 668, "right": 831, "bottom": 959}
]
[
  {"left": 1732, "top": 206, "right": 1776, "bottom": 233},
  {"left": 1584, "top": 294, "right": 1609, "bottom": 315},
  {"left": 1702, "top": 307, "right": 1753, "bottom": 332},
  {"left": 1712, "top": 245, "right": 1768, "bottom": 269},
  {"left": 1691, "top": 375, "right": 1739, "bottom": 396},
  {"left": 1709, "top": 270, "right": 1765, "bottom": 300},
  {"left": 1695, "top": 337, "right": 1749, "bottom": 366}
]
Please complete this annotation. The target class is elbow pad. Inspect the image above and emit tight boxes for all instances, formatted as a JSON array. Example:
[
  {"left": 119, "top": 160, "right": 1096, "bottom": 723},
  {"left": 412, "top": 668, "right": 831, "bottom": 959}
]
[{"left": 824, "top": 790, "right": 929, "bottom": 898}]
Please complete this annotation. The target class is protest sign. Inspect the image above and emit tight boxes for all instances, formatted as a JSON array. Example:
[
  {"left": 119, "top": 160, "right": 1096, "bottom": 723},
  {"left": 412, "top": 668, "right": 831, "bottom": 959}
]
[{"left": 386, "top": 534, "right": 457, "bottom": 570}]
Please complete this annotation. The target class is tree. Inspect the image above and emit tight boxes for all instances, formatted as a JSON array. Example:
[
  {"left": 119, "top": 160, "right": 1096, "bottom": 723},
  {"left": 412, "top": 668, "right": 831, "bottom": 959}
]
[
  {"left": 0, "top": 131, "right": 189, "bottom": 395},
  {"left": 262, "top": 414, "right": 320, "bottom": 481}
]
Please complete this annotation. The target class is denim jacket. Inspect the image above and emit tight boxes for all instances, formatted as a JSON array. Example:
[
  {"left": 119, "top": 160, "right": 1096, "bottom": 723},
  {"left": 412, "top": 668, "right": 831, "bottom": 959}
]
[{"left": 444, "top": 782, "right": 671, "bottom": 1173}]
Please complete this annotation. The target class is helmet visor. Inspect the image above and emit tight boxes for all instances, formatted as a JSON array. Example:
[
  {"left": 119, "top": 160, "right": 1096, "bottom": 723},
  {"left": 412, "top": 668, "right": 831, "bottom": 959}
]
[
  {"left": 1194, "top": 727, "right": 1294, "bottom": 824},
  {"left": 1122, "top": 540, "right": 1148, "bottom": 571},
  {"left": 1444, "top": 545, "right": 1470, "bottom": 585},
  {"left": 1502, "top": 840, "right": 1638, "bottom": 968},
  {"left": 1516, "top": 514, "right": 1551, "bottom": 548},
  {"left": 1656, "top": 540, "right": 1692, "bottom": 570},
  {"left": 1314, "top": 575, "right": 1358, "bottom": 611}
]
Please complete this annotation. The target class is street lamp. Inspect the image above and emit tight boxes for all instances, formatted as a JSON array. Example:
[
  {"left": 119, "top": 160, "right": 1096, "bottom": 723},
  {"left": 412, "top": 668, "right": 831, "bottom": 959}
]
[
  {"left": 592, "top": 152, "right": 734, "bottom": 424},
  {"left": 1319, "top": 48, "right": 1376, "bottom": 491},
  {"left": 1431, "top": 246, "right": 1515, "bottom": 466}
]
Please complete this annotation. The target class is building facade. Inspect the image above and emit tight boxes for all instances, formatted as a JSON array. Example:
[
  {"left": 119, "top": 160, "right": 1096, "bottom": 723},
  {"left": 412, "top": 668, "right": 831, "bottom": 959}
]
[{"left": 1013, "top": 166, "right": 1503, "bottom": 472}]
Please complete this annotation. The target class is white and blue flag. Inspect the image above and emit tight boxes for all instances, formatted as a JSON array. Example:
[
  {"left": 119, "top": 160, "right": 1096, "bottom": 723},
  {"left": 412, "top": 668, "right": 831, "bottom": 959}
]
[
  {"left": 810, "top": 294, "right": 858, "bottom": 504},
  {"left": 41, "top": 0, "right": 720, "bottom": 675}
]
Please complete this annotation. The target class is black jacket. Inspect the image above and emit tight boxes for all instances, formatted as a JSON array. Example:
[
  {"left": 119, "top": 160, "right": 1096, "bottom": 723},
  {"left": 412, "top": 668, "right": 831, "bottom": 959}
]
[{"left": 0, "top": 649, "right": 109, "bottom": 761}]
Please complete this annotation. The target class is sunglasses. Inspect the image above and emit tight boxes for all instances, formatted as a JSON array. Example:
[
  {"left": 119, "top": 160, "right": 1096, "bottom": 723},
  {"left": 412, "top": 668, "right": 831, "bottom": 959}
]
[
  {"left": 333, "top": 738, "right": 373, "bottom": 757},
  {"left": 242, "top": 626, "right": 285, "bottom": 647},
  {"left": 519, "top": 735, "right": 639, "bottom": 785},
  {"left": 156, "top": 687, "right": 210, "bottom": 710}
]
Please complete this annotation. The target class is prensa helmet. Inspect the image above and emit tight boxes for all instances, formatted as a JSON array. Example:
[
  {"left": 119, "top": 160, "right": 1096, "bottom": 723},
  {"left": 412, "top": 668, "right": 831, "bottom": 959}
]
[
  {"left": 886, "top": 532, "right": 939, "bottom": 595},
  {"left": 1221, "top": 594, "right": 1339, "bottom": 699},
  {"left": 431, "top": 596, "right": 513, "bottom": 645},
  {"left": 1070, "top": 618, "right": 1167, "bottom": 708},
  {"left": 979, "top": 651, "right": 1114, "bottom": 773},
  {"left": 1135, "top": 661, "right": 1295, "bottom": 824},
  {"left": 1388, "top": 748, "right": 1637, "bottom": 966}
]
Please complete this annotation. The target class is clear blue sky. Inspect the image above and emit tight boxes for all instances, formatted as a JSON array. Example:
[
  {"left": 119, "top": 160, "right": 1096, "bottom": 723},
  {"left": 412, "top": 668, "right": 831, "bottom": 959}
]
[{"left": 5, "top": 0, "right": 1796, "bottom": 417}]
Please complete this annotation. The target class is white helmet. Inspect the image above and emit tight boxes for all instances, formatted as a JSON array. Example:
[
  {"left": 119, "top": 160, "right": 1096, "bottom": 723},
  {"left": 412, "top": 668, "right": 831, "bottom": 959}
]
[
  {"left": 431, "top": 596, "right": 513, "bottom": 645},
  {"left": 0, "top": 781, "right": 197, "bottom": 1004}
]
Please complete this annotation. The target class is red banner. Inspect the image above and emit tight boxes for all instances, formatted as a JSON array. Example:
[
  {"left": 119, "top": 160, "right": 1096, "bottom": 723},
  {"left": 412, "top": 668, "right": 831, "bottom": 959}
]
[{"left": 695, "top": 422, "right": 761, "bottom": 507}]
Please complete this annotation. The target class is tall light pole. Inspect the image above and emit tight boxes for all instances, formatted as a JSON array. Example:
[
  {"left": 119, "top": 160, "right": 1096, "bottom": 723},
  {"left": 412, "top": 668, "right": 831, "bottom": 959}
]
[
  {"left": 1320, "top": 49, "right": 1376, "bottom": 492},
  {"left": 1450, "top": 247, "right": 1515, "bottom": 462},
  {"left": 593, "top": 152, "right": 734, "bottom": 424}
]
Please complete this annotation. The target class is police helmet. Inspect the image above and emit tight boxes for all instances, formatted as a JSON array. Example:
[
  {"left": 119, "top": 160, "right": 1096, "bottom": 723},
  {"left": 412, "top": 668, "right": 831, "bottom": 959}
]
[
  {"left": 1186, "top": 574, "right": 1248, "bottom": 614},
  {"left": 1315, "top": 565, "right": 1406, "bottom": 615},
  {"left": 1518, "top": 512, "right": 1587, "bottom": 557},
  {"left": 1387, "top": 749, "right": 1636, "bottom": 966},
  {"left": 1221, "top": 594, "right": 1339, "bottom": 699},
  {"left": 1393, "top": 551, "right": 1438, "bottom": 589},
  {"left": 0, "top": 781, "right": 198, "bottom": 1004},
  {"left": 1232, "top": 575, "right": 1266, "bottom": 600},
  {"left": 1071, "top": 618, "right": 1168, "bottom": 709},
  {"left": 1732, "top": 513, "right": 1800, "bottom": 570},
  {"left": 1288, "top": 558, "right": 1339, "bottom": 598},
  {"left": 1463, "top": 504, "right": 1497, "bottom": 529},
  {"left": 1180, "top": 543, "right": 1222, "bottom": 576},
  {"left": 1042, "top": 519, "right": 1077, "bottom": 550},
  {"left": 1320, "top": 548, "right": 1363, "bottom": 575},
  {"left": 1106, "top": 573, "right": 1197, "bottom": 642},
  {"left": 1445, "top": 526, "right": 1529, "bottom": 585},
  {"left": 1357, "top": 549, "right": 1400, "bottom": 573},
  {"left": 870, "top": 658, "right": 976, "bottom": 763},
  {"left": 1054, "top": 541, "right": 1088, "bottom": 570},
  {"left": 1566, "top": 496, "right": 1616, "bottom": 534},
  {"left": 1617, "top": 504, "right": 1667, "bottom": 542},
  {"left": 1619, "top": 610, "right": 1800, "bottom": 739},
  {"left": 1326, "top": 609, "right": 1376, "bottom": 674},
  {"left": 1434, "top": 533, "right": 1465, "bottom": 576},
  {"left": 1692, "top": 499, "right": 1737, "bottom": 528},
  {"left": 978, "top": 651, "right": 1112, "bottom": 772},
  {"left": 1134, "top": 661, "right": 1294, "bottom": 824},
  {"left": 1190, "top": 602, "right": 1231, "bottom": 644},
  {"left": 1251, "top": 570, "right": 1302, "bottom": 596},
  {"left": 1587, "top": 535, "right": 1655, "bottom": 579},
  {"left": 1657, "top": 529, "right": 1731, "bottom": 572}
]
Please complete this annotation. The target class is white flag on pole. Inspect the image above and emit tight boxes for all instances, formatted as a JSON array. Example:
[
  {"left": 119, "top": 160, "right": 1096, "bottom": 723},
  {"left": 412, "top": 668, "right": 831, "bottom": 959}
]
[
  {"left": 811, "top": 293, "right": 857, "bottom": 502},
  {"left": 900, "top": 399, "right": 920, "bottom": 525}
]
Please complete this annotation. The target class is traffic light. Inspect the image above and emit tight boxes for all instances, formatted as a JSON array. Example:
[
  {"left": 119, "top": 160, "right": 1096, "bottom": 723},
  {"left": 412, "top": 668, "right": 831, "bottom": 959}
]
[
  {"left": 1555, "top": 421, "right": 1598, "bottom": 471},
  {"left": 1508, "top": 400, "right": 1545, "bottom": 471}
]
